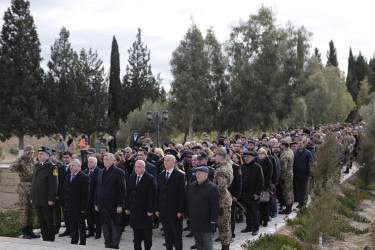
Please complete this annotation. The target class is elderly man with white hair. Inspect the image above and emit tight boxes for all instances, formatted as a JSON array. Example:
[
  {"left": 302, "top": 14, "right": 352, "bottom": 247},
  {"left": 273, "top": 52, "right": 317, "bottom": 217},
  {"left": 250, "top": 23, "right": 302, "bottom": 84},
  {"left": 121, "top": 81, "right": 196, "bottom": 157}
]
[
  {"left": 83, "top": 157, "right": 102, "bottom": 239},
  {"left": 156, "top": 155, "right": 186, "bottom": 250}
]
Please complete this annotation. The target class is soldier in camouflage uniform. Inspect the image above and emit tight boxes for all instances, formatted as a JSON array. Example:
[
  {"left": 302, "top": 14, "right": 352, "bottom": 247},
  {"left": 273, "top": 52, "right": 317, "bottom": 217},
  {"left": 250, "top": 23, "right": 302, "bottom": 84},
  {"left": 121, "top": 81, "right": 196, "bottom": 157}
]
[
  {"left": 213, "top": 147, "right": 234, "bottom": 250},
  {"left": 279, "top": 139, "right": 294, "bottom": 214},
  {"left": 9, "top": 145, "right": 40, "bottom": 239}
]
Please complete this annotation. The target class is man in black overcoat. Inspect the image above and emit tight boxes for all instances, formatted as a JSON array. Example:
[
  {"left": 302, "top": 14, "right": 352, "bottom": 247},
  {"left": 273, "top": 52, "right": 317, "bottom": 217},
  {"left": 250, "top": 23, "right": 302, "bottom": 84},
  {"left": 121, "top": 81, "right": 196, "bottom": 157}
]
[
  {"left": 156, "top": 155, "right": 185, "bottom": 250},
  {"left": 125, "top": 160, "right": 157, "bottom": 250},
  {"left": 64, "top": 159, "right": 90, "bottom": 245},
  {"left": 83, "top": 156, "right": 102, "bottom": 239},
  {"left": 95, "top": 153, "right": 126, "bottom": 249}
]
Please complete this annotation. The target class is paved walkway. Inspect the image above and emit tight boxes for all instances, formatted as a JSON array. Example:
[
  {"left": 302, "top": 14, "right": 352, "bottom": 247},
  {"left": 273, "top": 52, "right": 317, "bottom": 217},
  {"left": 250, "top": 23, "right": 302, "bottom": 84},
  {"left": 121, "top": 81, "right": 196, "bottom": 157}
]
[{"left": 0, "top": 163, "right": 358, "bottom": 249}]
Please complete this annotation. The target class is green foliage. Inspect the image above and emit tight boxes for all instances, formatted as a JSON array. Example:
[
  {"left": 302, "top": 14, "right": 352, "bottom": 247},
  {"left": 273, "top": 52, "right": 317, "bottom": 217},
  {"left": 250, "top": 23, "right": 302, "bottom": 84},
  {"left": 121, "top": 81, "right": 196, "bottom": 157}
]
[
  {"left": 9, "top": 148, "right": 19, "bottom": 156},
  {"left": 108, "top": 36, "right": 122, "bottom": 130},
  {"left": 116, "top": 100, "right": 173, "bottom": 148},
  {"left": 0, "top": 210, "right": 21, "bottom": 237},
  {"left": 242, "top": 234, "right": 305, "bottom": 250},
  {"left": 0, "top": 0, "right": 48, "bottom": 141},
  {"left": 357, "top": 77, "right": 371, "bottom": 108},
  {"left": 368, "top": 56, "right": 375, "bottom": 91},
  {"left": 122, "top": 28, "right": 162, "bottom": 122},
  {"left": 326, "top": 39, "right": 338, "bottom": 67}
]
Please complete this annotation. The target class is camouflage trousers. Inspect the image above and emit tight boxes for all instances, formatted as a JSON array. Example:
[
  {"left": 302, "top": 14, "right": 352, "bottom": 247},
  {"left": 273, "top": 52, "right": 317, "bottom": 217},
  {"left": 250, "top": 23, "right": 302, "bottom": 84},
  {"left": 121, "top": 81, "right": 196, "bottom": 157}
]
[
  {"left": 280, "top": 178, "right": 294, "bottom": 206},
  {"left": 18, "top": 190, "right": 36, "bottom": 227},
  {"left": 218, "top": 206, "right": 231, "bottom": 245}
]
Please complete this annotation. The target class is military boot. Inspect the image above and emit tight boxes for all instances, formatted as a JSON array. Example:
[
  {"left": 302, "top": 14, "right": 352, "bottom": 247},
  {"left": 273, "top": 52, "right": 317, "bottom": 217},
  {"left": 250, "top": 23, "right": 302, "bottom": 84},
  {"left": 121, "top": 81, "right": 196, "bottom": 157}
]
[
  {"left": 22, "top": 227, "right": 32, "bottom": 239},
  {"left": 221, "top": 244, "right": 230, "bottom": 250},
  {"left": 27, "top": 226, "right": 41, "bottom": 238},
  {"left": 279, "top": 205, "right": 292, "bottom": 214}
]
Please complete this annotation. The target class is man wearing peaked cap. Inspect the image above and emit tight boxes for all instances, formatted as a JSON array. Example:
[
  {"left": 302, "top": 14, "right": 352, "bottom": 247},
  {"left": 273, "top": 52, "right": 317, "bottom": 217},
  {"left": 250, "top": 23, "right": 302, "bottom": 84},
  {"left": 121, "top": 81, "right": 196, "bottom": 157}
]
[{"left": 31, "top": 145, "right": 58, "bottom": 242}]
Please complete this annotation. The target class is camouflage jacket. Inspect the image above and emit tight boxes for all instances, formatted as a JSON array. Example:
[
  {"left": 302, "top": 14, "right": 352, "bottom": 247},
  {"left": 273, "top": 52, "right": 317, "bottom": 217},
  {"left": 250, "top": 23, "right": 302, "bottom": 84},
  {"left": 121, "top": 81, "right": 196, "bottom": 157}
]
[
  {"left": 9, "top": 156, "right": 34, "bottom": 193},
  {"left": 280, "top": 148, "right": 294, "bottom": 180},
  {"left": 213, "top": 161, "right": 234, "bottom": 208}
]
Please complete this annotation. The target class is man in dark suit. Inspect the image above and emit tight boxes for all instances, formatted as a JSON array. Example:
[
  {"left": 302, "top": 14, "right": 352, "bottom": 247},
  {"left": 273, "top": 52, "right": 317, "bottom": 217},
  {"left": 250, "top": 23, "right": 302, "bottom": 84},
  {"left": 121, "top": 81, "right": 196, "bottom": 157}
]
[
  {"left": 83, "top": 156, "right": 102, "bottom": 239},
  {"left": 136, "top": 148, "right": 157, "bottom": 180},
  {"left": 130, "top": 130, "right": 141, "bottom": 148},
  {"left": 125, "top": 160, "right": 156, "bottom": 250},
  {"left": 95, "top": 153, "right": 126, "bottom": 249},
  {"left": 55, "top": 151, "right": 72, "bottom": 236},
  {"left": 64, "top": 159, "right": 90, "bottom": 245},
  {"left": 156, "top": 155, "right": 185, "bottom": 250}
]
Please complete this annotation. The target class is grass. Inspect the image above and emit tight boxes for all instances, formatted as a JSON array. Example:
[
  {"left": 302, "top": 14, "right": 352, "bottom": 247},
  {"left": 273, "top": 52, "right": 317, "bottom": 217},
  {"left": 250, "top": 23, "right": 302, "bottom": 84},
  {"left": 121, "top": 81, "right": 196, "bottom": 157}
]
[{"left": 242, "top": 234, "right": 306, "bottom": 250}]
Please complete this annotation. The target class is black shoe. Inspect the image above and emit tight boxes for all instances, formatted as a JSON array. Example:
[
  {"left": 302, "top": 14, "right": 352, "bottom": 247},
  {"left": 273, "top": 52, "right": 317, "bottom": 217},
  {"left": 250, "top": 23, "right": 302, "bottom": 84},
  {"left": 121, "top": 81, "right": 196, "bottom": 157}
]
[
  {"left": 238, "top": 215, "right": 244, "bottom": 222},
  {"left": 54, "top": 227, "right": 60, "bottom": 234},
  {"left": 262, "top": 221, "right": 268, "bottom": 227},
  {"left": 86, "top": 232, "right": 94, "bottom": 238},
  {"left": 221, "top": 244, "right": 230, "bottom": 250},
  {"left": 190, "top": 244, "right": 197, "bottom": 249},
  {"left": 95, "top": 234, "right": 101, "bottom": 239},
  {"left": 215, "top": 236, "right": 221, "bottom": 242},
  {"left": 232, "top": 233, "right": 236, "bottom": 238},
  {"left": 186, "top": 232, "right": 193, "bottom": 238},
  {"left": 163, "top": 243, "right": 167, "bottom": 246},
  {"left": 280, "top": 205, "right": 292, "bottom": 214},
  {"left": 183, "top": 225, "right": 190, "bottom": 231},
  {"left": 59, "top": 230, "right": 71, "bottom": 237},
  {"left": 241, "top": 227, "right": 252, "bottom": 233},
  {"left": 153, "top": 222, "right": 159, "bottom": 229},
  {"left": 27, "top": 226, "right": 40, "bottom": 238},
  {"left": 252, "top": 230, "right": 259, "bottom": 235},
  {"left": 343, "top": 167, "right": 349, "bottom": 174},
  {"left": 22, "top": 227, "right": 32, "bottom": 239}
]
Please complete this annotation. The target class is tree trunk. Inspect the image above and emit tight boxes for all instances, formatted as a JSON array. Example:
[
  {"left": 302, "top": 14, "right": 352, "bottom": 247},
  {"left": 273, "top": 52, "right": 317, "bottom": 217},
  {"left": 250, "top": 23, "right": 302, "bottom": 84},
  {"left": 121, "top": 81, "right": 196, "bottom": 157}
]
[
  {"left": 183, "top": 130, "right": 188, "bottom": 145},
  {"left": 189, "top": 114, "right": 194, "bottom": 142},
  {"left": 18, "top": 135, "right": 24, "bottom": 157}
]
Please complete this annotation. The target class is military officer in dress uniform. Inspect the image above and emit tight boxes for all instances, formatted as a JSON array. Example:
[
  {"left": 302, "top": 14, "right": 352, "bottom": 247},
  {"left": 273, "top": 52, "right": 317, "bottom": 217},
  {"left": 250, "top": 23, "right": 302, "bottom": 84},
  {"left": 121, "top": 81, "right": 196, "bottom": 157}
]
[
  {"left": 9, "top": 145, "right": 40, "bottom": 239},
  {"left": 213, "top": 147, "right": 234, "bottom": 250},
  {"left": 30, "top": 146, "right": 58, "bottom": 242}
]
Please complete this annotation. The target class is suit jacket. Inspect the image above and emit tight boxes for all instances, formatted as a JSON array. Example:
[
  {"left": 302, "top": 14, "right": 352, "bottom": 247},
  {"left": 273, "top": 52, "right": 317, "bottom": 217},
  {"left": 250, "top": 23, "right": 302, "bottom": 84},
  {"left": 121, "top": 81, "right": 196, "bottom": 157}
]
[
  {"left": 95, "top": 165, "right": 126, "bottom": 224},
  {"left": 130, "top": 135, "right": 141, "bottom": 148},
  {"left": 64, "top": 170, "right": 90, "bottom": 219},
  {"left": 125, "top": 172, "right": 157, "bottom": 229},
  {"left": 57, "top": 163, "right": 71, "bottom": 204},
  {"left": 132, "top": 161, "right": 157, "bottom": 180},
  {"left": 83, "top": 167, "right": 102, "bottom": 209},
  {"left": 155, "top": 168, "right": 185, "bottom": 222}
]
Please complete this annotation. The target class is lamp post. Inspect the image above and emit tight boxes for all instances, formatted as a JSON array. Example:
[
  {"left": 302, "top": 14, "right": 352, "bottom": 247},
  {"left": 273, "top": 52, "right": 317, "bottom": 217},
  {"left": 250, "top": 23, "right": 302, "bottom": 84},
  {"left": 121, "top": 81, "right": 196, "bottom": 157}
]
[
  {"left": 332, "top": 113, "right": 342, "bottom": 124},
  {"left": 147, "top": 109, "right": 169, "bottom": 148}
]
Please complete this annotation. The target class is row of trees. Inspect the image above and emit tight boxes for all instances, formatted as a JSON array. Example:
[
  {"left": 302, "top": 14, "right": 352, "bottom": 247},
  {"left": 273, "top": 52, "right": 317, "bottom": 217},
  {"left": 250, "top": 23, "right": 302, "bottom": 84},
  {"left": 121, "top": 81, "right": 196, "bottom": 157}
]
[
  {"left": 168, "top": 7, "right": 375, "bottom": 139},
  {"left": 0, "top": 0, "right": 164, "bottom": 151}
]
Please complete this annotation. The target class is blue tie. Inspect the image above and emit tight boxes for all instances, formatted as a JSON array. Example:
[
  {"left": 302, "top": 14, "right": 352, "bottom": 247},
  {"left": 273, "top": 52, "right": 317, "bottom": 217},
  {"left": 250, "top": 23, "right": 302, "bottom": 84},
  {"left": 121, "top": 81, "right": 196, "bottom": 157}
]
[
  {"left": 166, "top": 171, "right": 170, "bottom": 181},
  {"left": 70, "top": 174, "right": 76, "bottom": 183}
]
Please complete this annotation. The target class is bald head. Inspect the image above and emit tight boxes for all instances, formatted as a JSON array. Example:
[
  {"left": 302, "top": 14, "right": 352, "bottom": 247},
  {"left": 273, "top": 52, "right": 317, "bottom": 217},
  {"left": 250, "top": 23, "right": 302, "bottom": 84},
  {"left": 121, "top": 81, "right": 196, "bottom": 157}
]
[{"left": 134, "top": 160, "right": 146, "bottom": 176}]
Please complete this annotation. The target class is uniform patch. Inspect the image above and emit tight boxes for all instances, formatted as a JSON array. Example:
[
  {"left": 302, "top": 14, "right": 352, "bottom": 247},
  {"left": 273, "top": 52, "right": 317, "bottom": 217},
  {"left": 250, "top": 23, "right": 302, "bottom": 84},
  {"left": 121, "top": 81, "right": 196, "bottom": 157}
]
[
  {"left": 53, "top": 169, "right": 58, "bottom": 176},
  {"left": 238, "top": 169, "right": 242, "bottom": 175}
]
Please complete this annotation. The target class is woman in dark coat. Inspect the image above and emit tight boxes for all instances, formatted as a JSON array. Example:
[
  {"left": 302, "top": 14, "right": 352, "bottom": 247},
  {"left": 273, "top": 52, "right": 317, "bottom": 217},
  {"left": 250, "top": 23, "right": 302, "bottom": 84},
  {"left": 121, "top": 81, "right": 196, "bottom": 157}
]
[{"left": 255, "top": 148, "right": 273, "bottom": 227}]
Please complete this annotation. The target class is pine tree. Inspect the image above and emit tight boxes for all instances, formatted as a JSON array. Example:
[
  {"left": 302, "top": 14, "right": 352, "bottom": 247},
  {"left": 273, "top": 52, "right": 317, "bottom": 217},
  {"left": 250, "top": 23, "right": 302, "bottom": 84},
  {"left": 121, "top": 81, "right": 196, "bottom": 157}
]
[
  {"left": 122, "top": 28, "right": 160, "bottom": 120},
  {"left": 0, "top": 0, "right": 48, "bottom": 153},
  {"left": 314, "top": 47, "right": 322, "bottom": 63},
  {"left": 46, "top": 27, "right": 79, "bottom": 138},
  {"left": 169, "top": 23, "right": 212, "bottom": 140},
  {"left": 108, "top": 36, "right": 122, "bottom": 131},
  {"left": 326, "top": 39, "right": 338, "bottom": 67},
  {"left": 368, "top": 57, "right": 375, "bottom": 91}
]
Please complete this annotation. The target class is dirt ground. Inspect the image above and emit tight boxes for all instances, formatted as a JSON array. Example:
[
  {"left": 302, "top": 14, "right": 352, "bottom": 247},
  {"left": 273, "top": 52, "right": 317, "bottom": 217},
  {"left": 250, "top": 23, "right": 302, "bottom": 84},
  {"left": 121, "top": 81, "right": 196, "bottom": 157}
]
[
  {"left": 277, "top": 177, "right": 375, "bottom": 249},
  {"left": 0, "top": 135, "right": 56, "bottom": 163}
]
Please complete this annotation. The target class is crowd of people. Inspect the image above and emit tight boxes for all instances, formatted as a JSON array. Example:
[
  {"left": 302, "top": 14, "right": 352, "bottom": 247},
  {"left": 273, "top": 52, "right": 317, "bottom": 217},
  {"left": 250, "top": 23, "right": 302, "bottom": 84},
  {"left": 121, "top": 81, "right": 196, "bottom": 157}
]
[{"left": 9, "top": 123, "right": 362, "bottom": 250}]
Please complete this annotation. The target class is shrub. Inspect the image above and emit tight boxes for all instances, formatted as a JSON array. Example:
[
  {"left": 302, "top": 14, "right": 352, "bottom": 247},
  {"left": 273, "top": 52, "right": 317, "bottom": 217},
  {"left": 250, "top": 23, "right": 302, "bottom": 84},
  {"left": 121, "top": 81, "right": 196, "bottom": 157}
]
[
  {"left": 242, "top": 234, "right": 305, "bottom": 250},
  {"left": 9, "top": 148, "right": 18, "bottom": 156},
  {"left": 0, "top": 210, "right": 21, "bottom": 237}
]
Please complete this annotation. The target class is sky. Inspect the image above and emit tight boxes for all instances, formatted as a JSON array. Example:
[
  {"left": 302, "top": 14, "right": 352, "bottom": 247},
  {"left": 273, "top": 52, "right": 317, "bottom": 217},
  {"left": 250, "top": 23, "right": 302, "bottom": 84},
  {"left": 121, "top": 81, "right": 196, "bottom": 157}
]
[{"left": 0, "top": 0, "right": 374, "bottom": 91}]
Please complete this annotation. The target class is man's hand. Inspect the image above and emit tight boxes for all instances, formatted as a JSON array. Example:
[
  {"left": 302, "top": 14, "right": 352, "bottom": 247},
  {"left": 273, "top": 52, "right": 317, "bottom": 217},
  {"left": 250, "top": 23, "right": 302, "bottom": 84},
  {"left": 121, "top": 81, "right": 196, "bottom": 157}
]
[
  {"left": 253, "top": 194, "right": 259, "bottom": 200},
  {"left": 95, "top": 205, "right": 98, "bottom": 212},
  {"left": 232, "top": 196, "right": 237, "bottom": 202},
  {"left": 147, "top": 212, "right": 153, "bottom": 217},
  {"left": 56, "top": 196, "right": 59, "bottom": 200},
  {"left": 116, "top": 206, "right": 122, "bottom": 214},
  {"left": 125, "top": 210, "right": 130, "bottom": 215},
  {"left": 210, "top": 221, "right": 216, "bottom": 224},
  {"left": 81, "top": 211, "right": 85, "bottom": 213},
  {"left": 155, "top": 211, "right": 159, "bottom": 217},
  {"left": 30, "top": 200, "right": 32, "bottom": 204},
  {"left": 177, "top": 213, "right": 182, "bottom": 219},
  {"left": 48, "top": 201, "right": 54, "bottom": 206}
]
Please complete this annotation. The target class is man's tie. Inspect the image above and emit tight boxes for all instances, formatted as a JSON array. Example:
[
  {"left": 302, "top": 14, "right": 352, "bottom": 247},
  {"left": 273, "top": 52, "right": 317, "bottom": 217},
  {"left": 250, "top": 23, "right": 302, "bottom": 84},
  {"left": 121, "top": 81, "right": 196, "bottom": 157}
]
[
  {"left": 70, "top": 174, "right": 76, "bottom": 183},
  {"left": 65, "top": 165, "right": 69, "bottom": 173},
  {"left": 89, "top": 170, "right": 92, "bottom": 176},
  {"left": 166, "top": 171, "right": 170, "bottom": 181},
  {"left": 136, "top": 176, "right": 140, "bottom": 186}
]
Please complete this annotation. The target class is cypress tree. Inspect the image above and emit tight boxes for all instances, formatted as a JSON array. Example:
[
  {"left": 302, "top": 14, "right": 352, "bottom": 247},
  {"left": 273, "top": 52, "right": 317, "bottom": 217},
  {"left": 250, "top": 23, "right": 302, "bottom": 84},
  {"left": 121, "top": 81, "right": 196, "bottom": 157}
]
[
  {"left": 0, "top": 0, "right": 47, "bottom": 153},
  {"left": 368, "top": 57, "right": 375, "bottom": 91},
  {"left": 326, "top": 39, "right": 338, "bottom": 67},
  {"left": 108, "top": 36, "right": 121, "bottom": 130},
  {"left": 314, "top": 47, "right": 322, "bottom": 63},
  {"left": 346, "top": 47, "right": 358, "bottom": 101}
]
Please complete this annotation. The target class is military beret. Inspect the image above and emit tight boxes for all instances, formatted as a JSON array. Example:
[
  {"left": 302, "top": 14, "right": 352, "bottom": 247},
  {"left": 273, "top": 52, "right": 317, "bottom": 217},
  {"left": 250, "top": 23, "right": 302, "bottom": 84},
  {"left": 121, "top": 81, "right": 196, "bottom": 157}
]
[
  {"left": 197, "top": 150, "right": 208, "bottom": 160},
  {"left": 87, "top": 148, "right": 96, "bottom": 154},
  {"left": 243, "top": 150, "right": 257, "bottom": 156},
  {"left": 280, "top": 138, "right": 290, "bottom": 146},
  {"left": 191, "top": 145, "right": 202, "bottom": 150},
  {"left": 38, "top": 146, "right": 52, "bottom": 155},
  {"left": 186, "top": 151, "right": 194, "bottom": 157},
  {"left": 195, "top": 166, "right": 208, "bottom": 173}
]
